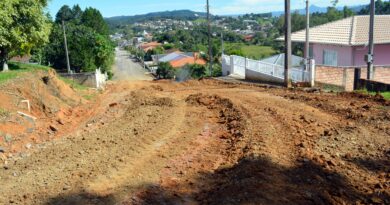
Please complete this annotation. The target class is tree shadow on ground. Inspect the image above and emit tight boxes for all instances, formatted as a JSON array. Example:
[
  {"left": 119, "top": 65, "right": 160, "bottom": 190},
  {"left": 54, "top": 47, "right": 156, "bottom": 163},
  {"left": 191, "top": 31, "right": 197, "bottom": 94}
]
[
  {"left": 349, "top": 150, "right": 390, "bottom": 174},
  {"left": 130, "top": 156, "right": 389, "bottom": 205},
  {"left": 44, "top": 155, "right": 389, "bottom": 205}
]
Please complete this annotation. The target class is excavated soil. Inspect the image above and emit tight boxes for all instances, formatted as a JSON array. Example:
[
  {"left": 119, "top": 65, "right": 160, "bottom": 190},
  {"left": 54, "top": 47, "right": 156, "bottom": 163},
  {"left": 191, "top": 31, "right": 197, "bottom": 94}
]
[{"left": 0, "top": 79, "right": 389, "bottom": 205}]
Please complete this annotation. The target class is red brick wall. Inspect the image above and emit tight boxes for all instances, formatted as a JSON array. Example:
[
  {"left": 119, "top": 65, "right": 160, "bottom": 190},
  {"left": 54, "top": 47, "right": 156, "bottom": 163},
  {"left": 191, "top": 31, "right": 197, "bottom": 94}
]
[{"left": 315, "top": 65, "right": 390, "bottom": 91}]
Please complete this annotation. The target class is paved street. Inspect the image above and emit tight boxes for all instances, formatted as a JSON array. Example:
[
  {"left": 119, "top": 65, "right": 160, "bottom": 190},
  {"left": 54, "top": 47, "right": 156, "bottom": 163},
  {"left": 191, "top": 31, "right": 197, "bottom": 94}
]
[{"left": 112, "top": 48, "right": 153, "bottom": 81}]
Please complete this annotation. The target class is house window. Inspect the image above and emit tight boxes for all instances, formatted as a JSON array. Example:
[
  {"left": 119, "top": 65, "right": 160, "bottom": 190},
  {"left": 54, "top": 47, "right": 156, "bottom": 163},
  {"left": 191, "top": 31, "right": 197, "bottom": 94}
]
[{"left": 323, "top": 49, "right": 338, "bottom": 66}]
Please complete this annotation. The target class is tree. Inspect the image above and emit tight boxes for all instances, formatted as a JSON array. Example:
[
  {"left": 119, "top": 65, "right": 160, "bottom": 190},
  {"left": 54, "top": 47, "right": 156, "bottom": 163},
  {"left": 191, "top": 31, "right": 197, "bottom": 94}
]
[
  {"left": 0, "top": 0, "right": 51, "bottom": 71},
  {"left": 156, "top": 62, "right": 174, "bottom": 79},
  {"left": 189, "top": 64, "right": 206, "bottom": 79},
  {"left": 81, "top": 8, "right": 109, "bottom": 36},
  {"left": 55, "top": 5, "right": 74, "bottom": 23},
  {"left": 144, "top": 47, "right": 164, "bottom": 61},
  {"left": 359, "top": 0, "right": 390, "bottom": 15}
]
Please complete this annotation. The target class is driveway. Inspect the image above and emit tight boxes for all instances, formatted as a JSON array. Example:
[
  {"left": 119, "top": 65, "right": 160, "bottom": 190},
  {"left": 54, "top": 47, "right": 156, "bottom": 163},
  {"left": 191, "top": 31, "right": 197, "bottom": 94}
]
[{"left": 112, "top": 48, "right": 153, "bottom": 81}]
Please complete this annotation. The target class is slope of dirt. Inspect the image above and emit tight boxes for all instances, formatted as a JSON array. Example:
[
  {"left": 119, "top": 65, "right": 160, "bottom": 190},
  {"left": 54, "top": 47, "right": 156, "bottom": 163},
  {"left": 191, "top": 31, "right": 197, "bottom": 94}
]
[
  {"left": 0, "top": 69, "right": 95, "bottom": 157},
  {"left": 0, "top": 79, "right": 389, "bottom": 205}
]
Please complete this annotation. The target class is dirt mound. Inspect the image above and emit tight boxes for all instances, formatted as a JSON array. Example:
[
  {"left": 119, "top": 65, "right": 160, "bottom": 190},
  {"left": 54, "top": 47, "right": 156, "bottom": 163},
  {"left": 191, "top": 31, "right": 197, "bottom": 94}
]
[{"left": 0, "top": 69, "right": 87, "bottom": 156}]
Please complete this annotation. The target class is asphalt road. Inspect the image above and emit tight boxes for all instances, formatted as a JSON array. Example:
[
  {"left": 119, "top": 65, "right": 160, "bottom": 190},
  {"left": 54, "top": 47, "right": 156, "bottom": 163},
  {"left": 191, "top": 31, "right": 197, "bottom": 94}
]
[{"left": 112, "top": 48, "right": 153, "bottom": 81}]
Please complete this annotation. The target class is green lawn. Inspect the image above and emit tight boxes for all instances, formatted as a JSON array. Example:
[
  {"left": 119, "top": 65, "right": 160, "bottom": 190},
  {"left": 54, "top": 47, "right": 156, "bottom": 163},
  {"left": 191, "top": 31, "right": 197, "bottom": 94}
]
[
  {"left": 225, "top": 43, "right": 276, "bottom": 60},
  {"left": 356, "top": 90, "right": 390, "bottom": 100},
  {"left": 0, "top": 62, "right": 50, "bottom": 84},
  {"left": 375, "top": 92, "right": 390, "bottom": 100},
  {"left": 241, "top": 45, "right": 276, "bottom": 59},
  {"left": 58, "top": 76, "right": 89, "bottom": 91}
]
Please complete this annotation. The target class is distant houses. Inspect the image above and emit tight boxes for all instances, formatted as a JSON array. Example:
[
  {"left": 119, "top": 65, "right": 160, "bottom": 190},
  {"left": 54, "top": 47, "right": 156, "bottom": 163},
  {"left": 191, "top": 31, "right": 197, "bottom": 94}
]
[
  {"left": 152, "top": 52, "right": 206, "bottom": 68},
  {"left": 139, "top": 41, "right": 162, "bottom": 52},
  {"left": 289, "top": 15, "right": 390, "bottom": 67}
]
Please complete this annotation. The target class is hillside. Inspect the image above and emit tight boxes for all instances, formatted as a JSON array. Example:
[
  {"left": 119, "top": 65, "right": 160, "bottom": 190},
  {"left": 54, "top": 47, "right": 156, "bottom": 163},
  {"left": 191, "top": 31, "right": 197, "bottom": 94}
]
[
  {"left": 106, "top": 10, "right": 208, "bottom": 26},
  {"left": 272, "top": 4, "right": 365, "bottom": 16}
]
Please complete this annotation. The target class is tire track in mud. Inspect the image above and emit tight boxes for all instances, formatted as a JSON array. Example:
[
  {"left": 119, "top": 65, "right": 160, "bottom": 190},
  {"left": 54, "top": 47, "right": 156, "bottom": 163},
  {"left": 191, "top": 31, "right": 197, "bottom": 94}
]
[{"left": 1, "top": 81, "right": 389, "bottom": 205}]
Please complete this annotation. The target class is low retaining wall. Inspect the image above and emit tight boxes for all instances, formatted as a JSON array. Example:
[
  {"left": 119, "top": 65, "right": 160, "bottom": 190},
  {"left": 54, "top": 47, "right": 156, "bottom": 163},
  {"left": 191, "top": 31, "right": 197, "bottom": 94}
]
[
  {"left": 315, "top": 65, "right": 390, "bottom": 91},
  {"left": 357, "top": 79, "right": 390, "bottom": 92},
  {"left": 59, "top": 69, "right": 107, "bottom": 89},
  {"left": 245, "top": 69, "right": 284, "bottom": 84}
]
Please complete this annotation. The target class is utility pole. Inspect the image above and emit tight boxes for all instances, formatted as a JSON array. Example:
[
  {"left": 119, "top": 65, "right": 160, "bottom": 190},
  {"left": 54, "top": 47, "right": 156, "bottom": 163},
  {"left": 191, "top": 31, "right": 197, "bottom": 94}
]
[
  {"left": 305, "top": 0, "right": 310, "bottom": 69},
  {"left": 367, "top": 0, "right": 375, "bottom": 80},
  {"left": 207, "top": 0, "right": 213, "bottom": 76},
  {"left": 62, "top": 20, "right": 71, "bottom": 74},
  {"left": 284, "top": 0, "right": 292, "bottom": 88},
  {"left": 221, "top": 32, "right": 224, "bottom": 55}
]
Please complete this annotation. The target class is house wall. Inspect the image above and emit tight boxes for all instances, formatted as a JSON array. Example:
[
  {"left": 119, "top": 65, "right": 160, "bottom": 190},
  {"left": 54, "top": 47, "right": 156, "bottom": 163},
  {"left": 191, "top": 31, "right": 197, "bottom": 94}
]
[
  {"left": 311, "top": 43, "right": 390, "bottom": 67},
  {"left": 353, "top": 44, "right": 390, "bottom": 66},
  {"left": 311, "top": 43, "right": 353, "bottom": 66}
]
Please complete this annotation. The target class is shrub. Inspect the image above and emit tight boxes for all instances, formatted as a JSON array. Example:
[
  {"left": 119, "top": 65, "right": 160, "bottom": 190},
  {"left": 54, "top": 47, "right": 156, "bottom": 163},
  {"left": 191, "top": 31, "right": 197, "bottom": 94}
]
[
  {"left": 156, "top": 62, "right": 175, "bottom": 79},
  {"left": 189, "top": 64, "right": 206, "bottom": 79}
]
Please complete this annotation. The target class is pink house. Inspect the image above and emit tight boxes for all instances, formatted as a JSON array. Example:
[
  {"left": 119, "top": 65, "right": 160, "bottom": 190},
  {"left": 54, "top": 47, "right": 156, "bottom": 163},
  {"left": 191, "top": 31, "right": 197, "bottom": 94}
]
[{"left": 290, "top": 15, "right": 390, "bottom": 67}]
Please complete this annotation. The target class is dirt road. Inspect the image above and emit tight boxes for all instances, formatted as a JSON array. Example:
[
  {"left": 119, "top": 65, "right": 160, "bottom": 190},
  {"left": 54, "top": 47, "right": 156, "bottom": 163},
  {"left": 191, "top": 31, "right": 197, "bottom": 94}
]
[
  {"left": 0, "top": 80, "right": 389, "bottom": 205},
  {"left": 112, "top": 48, "right": 153, "bottom": 81}
]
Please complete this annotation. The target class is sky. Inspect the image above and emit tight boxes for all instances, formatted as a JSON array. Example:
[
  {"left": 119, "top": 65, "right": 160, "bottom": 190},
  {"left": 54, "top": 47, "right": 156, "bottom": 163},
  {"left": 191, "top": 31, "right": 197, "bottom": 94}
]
[{"left": 48, "top": 0, "right": 369, "bottom": 18}]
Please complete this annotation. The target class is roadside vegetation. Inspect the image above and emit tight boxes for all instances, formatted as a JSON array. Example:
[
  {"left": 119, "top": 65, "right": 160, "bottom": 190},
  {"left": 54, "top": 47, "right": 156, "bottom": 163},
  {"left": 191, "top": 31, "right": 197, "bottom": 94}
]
[
  {"left": 225, "top": 43, "right": 276, "bottom": 59},
  {"left": 0, "top": 62, "right": 50, "bottom": 84},
  {"left": 58, "top": 76, "right": 89, "bottom": 91},
  {"left": 35, "top": 5, "right": 115, "bottom": 77},
  {"left": 0, "top": 0, "right": 51, "bottom": 71},
  {"left": 0, "top": 2, "right": 114, "bottom": 77},
  {"left": 356, "top": 90, "right": 390, "bottom": 100}
]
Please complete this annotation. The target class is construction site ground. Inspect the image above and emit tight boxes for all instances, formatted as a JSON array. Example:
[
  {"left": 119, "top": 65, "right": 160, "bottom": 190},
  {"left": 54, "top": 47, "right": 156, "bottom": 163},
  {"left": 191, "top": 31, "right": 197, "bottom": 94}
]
[{"left": 0, "top": 71, "right": 389, "bottom": 205}]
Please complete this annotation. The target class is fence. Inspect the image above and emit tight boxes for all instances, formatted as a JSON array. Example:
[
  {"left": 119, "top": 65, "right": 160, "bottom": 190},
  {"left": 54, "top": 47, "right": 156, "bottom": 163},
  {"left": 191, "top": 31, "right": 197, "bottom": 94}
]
[{"left": 222, "top": 54, "right": 310, "bottom": 83}]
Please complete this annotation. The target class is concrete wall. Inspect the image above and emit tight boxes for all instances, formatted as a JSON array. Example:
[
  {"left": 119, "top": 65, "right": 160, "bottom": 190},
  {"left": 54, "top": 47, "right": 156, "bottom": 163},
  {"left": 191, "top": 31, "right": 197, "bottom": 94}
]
[
  {"left": 245, "top": 69, "right": 284, "bottom": 85},
  {"left": 59, "top": 69, "right": 107, "bottom": 89},
  {"left": 315, "top": 65, "right": 390, "bottom": 91},
  {"left": 221, "top": 55, "right": 232, "bottom": 76}
]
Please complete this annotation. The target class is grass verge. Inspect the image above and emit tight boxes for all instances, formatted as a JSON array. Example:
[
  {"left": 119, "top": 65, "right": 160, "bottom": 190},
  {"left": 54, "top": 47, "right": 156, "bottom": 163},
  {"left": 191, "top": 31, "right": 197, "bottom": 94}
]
[
  {"left": 58, "top": 76, "right": 89, "bottom": 91},
  {"left": 356, "top": 90, "right": 390, "bottom": 100},
  {"left": 0, "top": 62, "right": 50, "bottom": 84}
]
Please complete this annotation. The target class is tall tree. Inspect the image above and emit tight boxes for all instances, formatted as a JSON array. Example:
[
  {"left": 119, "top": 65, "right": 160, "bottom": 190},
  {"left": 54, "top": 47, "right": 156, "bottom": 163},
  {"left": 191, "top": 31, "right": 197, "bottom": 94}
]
[
  {"left": 0, "top": 0, "right": 51, "bottom": 71},
  {"left": 44, "top": 5, "right": 114, "bottom": 76},
  {"left": 55, "top": 5, "right": 74, "bottom": 23},
  {"left": 81, "top": 8, "right": 109, "bottom": 35}
]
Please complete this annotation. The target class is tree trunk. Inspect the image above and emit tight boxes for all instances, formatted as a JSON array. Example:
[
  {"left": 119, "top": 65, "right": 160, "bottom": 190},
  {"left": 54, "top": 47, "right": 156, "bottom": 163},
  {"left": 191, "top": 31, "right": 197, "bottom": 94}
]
[{"left": 0, "top": 48, "right": 9, "bottom": 72}]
